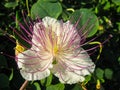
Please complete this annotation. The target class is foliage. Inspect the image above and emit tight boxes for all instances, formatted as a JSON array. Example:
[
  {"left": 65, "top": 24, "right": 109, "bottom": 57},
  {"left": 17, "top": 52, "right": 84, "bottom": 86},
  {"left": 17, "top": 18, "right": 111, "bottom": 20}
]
[{"left": 0, "top": 0, "right": 120, "bottom": 90}]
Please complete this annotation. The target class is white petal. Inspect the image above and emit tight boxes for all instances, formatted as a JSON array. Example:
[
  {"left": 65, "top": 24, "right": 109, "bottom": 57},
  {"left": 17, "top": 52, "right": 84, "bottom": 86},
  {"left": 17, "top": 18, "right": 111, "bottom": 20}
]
[
  {"left": 32, "top": 17, "right": 80, "bottom": 49},
  {"left": 17, "top": 49, "right": 53, "bottom": 80},
  {"left": 52, "top": 65, "right": 85, "bottom": 84},
  {"left": 63, "top": 48, "right": 95, "bottom": 74},
  {"left": 62, "top": 21, "right": 80, "bottom": 43},
  {"left": 60, "top": 71, "right": 85, "bottom": 84},
  {"left": 32, "top": 22, "right": 44, "bottom": 48},
  {"left": 52, "top": 48, "right": 95, "bottom": 84},
  {"left": 32, "top": 17, "right": 62, "bottom": 49},
  {"left": 20, "top": 69, "right": 50, "bottom": 81},
  {"left": 42, "top": 17, "right": 61, "bottom": 36}
]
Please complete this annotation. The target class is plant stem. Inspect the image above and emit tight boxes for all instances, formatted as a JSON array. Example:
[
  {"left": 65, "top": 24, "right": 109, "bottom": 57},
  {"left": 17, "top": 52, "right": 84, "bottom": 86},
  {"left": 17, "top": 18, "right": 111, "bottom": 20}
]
[
  {"left": 20, "top": 80, "right": 29, "bottom": 90},
  {"left": 26, "top": 0, "right": 30, "bottom": 16}
]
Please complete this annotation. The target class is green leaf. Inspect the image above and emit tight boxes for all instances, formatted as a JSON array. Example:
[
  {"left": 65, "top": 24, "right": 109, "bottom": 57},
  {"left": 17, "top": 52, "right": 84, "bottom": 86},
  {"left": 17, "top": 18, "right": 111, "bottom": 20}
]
[
  {"left": 72, "top": 84, "right": 83, "bottom": 90},
  {"left": 9, "top": 69, "right": 13, "bottom": 81},
  {"left": 83, "top": 75, "right": 91, "bottom": 84},
  {"left": 70, "top": 8, "right": 99, "bottom": 37},
  {"left": 103, "top": 2, "right": 110, "bottom": 10},
  {"left": 0, "top": 55, "right": 8, "bottom": 68},
  {"left": 0, "top": 74, "right": 9, "bottom": 88},
  {"left": 118, "top": 56, "right": 120, "bottom": 64},
  {"left": 4, "top": 2, "right": 18, "bottom": 8},
  {"left": 104, "top": 68, "right": 113, "bottom": 80},
  {"left": 96, "top": 68, "right": 104, "bottom": 80},
  {"left": 62, "top": 11, "right": 70, "bottom": 21},
  {"left": 33, "top": 82, "right": 41, "bottom": 90},
  {"left": 100, "top": 0, "right": 107, "bottom": 4},
  {"left": 117, "top": 6, "right": 120, "bottom": 12},
  {"left": 41, "top": 0, "right": 57, "bottom": 2},
  {"left": 40, "top": 73, "right": 53, "bottom": 86},
  {"left": 31, "top": 0, "right": 62, "bottom": 19},
  {"left": 112, "top": 0, "right": 120, "bottom": 5},
  {"left": 46, "top": 83, "right": 65, "bottom": 90}
]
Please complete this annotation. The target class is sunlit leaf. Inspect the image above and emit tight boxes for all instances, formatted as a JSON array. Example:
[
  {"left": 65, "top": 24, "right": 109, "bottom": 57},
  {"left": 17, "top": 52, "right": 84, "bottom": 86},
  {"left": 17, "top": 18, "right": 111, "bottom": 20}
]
[
  {"left": 4, "top": 2, "right": 18, "bottom": 8},
  {"left": 31, "top": 0, "right": 62, "bottom": 19},
  {"left": 70, "top": 8, "right": 99, "bottom": 37},
  {"left": 104, "top": 2, "right": 110, "bottom": 10},
  {"left": 117, "top": 6, "right": 120, "bottom": 12},
  {"left": 112, "top": 0, "right": 120, "bottom": 5}
]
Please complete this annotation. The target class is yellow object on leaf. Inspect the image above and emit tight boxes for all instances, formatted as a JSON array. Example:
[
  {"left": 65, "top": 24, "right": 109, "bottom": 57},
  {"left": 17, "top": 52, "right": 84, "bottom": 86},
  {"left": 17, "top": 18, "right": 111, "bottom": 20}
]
[
  {"left": 15, "top": 41, "right": 25, "bottom": 55},
  {"left": 96, "top": 79, "right": 101, "bottom": 90}
]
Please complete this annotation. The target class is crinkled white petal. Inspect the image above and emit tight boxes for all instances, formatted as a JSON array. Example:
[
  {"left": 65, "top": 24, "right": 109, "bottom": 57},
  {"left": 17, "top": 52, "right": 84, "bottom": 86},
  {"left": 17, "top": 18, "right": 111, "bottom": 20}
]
[
  {"left": 32, "top": 17, "right": 80, "bottom": 48},
  {"left": 32, "top": 17, "right": 62, "bottom": 49},
  {"left": 32, "top": 22, "right": 44, "bottom": 49},
  {"left": 42, "top": 17, "right": 61, "bottom": 36},
  {"left": 17, "top": 49, "right": 53, "bottom": 80},
  {"left": 60, "top": 71, "right": 85, "bottom": 84},
  {"left": 20, "top": 68, "right": 50, "bottom": 81},
  {"left": 52, "top": 64, "right": 85, "bottom": 84},
  {"left": 64, "top": 48, "right": 95, "bottom": 73},
  {"left": 62, "top": 21, "right": 78, "bottom": 41},
  {"left": 52, "top": 48, "right": 95, "bottom": 84}
]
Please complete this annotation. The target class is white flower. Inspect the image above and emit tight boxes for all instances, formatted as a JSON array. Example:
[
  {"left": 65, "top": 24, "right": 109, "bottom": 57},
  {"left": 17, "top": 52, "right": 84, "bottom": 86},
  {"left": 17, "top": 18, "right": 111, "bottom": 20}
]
[{"left": 16, "top": 17, "right": 95, "bottom": 84}]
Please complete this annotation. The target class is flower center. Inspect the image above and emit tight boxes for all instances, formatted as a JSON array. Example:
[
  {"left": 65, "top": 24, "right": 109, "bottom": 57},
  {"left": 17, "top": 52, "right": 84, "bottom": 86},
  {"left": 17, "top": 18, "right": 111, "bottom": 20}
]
[
  {"left": 52, "top": 45, "right": 59, "bottom": 64},
  {"left": 53, "top": 45, "right": 58, "bottom": 56}
]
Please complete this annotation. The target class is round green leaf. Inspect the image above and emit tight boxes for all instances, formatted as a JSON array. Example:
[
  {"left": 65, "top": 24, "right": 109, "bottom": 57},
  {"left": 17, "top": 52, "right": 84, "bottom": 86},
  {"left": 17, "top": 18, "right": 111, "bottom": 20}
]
[
  {"left": 104, "top": 68, "right": 113, "bottom": 80},
  {"left": 96, "top": 68, "right": 104, "bottom": 79},
  {"left": 70, "top": 8, "right": 99, "bottom": 37},
  {"left": 31, "top": 0, "right": 62, "bottom": 19}
]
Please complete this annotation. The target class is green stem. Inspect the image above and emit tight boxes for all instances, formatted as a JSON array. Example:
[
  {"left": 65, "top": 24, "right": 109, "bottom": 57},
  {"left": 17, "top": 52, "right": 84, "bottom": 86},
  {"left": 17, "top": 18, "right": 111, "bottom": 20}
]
[{"left": 26, "top": 0, "right": 30, "bottom": 16}]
